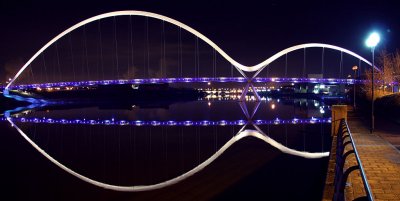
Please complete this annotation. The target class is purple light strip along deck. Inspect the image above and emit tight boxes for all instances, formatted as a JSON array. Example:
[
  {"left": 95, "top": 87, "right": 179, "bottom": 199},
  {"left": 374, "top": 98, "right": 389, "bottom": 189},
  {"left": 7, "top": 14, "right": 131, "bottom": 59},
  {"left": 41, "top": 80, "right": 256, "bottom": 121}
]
[
  {"left": 10, "top": 77, "right": 372, "bottom": 90},
  {"left": 2, "top": 116, "right": 331, "bottom": 126}
]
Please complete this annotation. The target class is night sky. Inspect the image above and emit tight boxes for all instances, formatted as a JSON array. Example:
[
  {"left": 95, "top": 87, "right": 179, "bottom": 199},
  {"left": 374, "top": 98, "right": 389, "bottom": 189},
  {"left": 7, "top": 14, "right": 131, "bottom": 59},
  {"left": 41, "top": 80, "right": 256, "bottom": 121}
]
[{"left": 1, "top": 0, "right": 399, "bottom": 83}]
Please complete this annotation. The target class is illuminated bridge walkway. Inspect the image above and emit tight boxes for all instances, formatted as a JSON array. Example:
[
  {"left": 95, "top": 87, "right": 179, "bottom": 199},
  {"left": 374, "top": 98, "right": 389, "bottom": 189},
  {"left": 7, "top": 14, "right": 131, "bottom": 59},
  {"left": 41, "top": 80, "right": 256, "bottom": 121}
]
[{"left": 8, "top": 77, "right": 367, "bottom": 90}]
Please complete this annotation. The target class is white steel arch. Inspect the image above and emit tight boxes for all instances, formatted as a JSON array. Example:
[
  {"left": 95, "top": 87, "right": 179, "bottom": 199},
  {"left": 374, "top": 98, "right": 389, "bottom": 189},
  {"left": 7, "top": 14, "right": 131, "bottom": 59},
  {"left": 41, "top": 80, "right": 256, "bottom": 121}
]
[
  {"left": 5, "top": 10, "right": 245, "bottom": 89},
  {"left": 5, "top": 10, "right": 377, "bottom": 89},
  {"left": 252, "top": 43, "right": 379, "bottom": 78},
  {"left": 7, "top": 117, "right": 328, "bottom": 192}
]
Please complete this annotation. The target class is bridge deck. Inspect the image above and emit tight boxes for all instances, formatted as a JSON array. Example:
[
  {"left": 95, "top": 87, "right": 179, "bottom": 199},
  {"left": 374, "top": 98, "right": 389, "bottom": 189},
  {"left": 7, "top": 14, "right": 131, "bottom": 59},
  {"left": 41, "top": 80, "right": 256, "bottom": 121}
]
[{"left": 346, "top": 109, "right": 400, "bottom": 201}]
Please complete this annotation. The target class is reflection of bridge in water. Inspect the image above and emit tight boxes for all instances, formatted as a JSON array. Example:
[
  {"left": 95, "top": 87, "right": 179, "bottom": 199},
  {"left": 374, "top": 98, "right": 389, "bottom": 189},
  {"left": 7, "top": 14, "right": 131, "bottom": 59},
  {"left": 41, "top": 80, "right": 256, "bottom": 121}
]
[{"left": 5, "top": 100, "right": 330, "bottom": 192}]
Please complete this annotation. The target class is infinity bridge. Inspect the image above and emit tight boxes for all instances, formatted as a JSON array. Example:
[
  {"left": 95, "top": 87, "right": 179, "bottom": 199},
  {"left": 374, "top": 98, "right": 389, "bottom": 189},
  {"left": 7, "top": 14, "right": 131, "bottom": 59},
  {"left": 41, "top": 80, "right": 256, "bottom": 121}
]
[{"left": 4, "top": 10, "right": 379, "bottom": 102}]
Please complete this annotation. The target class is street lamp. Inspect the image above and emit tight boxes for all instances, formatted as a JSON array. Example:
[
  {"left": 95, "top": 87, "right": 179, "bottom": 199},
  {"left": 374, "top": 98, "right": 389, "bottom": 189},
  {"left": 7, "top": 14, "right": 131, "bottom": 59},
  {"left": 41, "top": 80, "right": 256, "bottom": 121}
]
[
  {"left": 352, "top": 66, "right": 358, "bottom": 110},
  {"left": 365, "top": 32, "right": 380, "bottom": 133}
]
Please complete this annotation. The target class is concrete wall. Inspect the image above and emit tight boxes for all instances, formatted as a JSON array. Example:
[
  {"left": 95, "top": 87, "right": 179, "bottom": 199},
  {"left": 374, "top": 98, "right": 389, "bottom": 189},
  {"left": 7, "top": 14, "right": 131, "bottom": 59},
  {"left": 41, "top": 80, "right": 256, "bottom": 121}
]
[{"left": 331, "top": 105, "right": 347, "bottom": 136}]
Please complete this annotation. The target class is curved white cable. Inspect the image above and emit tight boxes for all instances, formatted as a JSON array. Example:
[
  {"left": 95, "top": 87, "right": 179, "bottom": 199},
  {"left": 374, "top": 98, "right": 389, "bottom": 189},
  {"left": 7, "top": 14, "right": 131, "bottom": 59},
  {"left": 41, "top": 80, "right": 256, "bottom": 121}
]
[
  {"left": 253, "top": 43, "right": 379, "bottom": 78},
  {"left": 7, "top": 118, "right": 328, "bottom": 192},
  {"left": 5, "top": 10, "right": 375, "bottom": 89}
]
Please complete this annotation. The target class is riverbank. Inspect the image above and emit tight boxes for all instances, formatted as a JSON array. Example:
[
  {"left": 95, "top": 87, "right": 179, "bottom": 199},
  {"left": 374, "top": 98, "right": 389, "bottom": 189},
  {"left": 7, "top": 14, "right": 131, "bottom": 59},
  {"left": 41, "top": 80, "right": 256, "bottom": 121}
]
[
  {"left": 354, "top": 91, "right": 400, "bottom": 125},
  {"left": 0, "top": 93, "right": 30, "bottom": 114},
  {"left": 375, "top": 93, "right": 400, "bottom": 124}
]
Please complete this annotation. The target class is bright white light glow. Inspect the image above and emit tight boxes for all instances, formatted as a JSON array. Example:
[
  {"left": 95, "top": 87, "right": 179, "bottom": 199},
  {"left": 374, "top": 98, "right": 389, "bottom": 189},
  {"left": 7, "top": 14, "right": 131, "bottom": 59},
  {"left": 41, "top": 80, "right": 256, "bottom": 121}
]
[{"left": 365, "top": 32, "right": 380, "bottom": 48}]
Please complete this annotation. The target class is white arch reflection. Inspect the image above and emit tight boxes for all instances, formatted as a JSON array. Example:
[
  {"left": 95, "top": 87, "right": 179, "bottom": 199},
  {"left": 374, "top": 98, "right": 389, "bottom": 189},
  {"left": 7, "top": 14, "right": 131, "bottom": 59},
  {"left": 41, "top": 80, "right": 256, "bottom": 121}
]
[{"left": 7, "top": 117, "right": 329, "bottom": 192}]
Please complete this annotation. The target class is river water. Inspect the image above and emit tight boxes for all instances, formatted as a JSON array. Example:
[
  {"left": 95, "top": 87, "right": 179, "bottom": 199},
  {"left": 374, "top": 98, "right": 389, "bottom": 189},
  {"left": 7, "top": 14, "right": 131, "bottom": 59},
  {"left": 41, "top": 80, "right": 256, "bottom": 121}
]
[{"left": 0, "top": 97, "right": 332, "bottom": 201}]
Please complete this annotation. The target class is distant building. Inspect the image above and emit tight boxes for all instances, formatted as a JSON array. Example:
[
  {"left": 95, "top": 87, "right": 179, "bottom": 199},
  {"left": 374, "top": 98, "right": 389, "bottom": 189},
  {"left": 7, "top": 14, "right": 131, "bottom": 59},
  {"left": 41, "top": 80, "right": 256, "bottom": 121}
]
[{"left": 307, "top": 74, "right": 323, "bottom": 79}]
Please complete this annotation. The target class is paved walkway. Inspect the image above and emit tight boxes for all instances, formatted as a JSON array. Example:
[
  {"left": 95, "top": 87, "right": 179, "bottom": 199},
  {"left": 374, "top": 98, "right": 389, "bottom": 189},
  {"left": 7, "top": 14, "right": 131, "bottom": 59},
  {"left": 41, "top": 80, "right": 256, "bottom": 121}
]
[{"left": 346, "top": 110, "right": 400, "bottom": 201}]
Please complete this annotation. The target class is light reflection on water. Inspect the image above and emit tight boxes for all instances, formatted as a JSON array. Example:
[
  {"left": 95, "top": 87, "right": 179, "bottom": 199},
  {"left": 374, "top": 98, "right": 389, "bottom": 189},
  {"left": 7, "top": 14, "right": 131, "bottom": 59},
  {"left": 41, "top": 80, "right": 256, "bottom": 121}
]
[
  {"left": 2, "top": 97, "right": 333, "bottom": 200},
  {"left": 10, "top": 98, "right": 330, "bottom": 121},
  {"left": 4, "top": 98, "right": 329, "bottom": 187}
]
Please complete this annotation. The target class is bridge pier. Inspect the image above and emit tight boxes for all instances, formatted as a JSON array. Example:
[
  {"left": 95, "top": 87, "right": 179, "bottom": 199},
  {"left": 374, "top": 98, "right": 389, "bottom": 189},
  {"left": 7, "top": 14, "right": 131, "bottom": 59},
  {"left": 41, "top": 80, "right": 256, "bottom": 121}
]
[{"left": 239, "top": 79, "right": 261, "bottom": 102}]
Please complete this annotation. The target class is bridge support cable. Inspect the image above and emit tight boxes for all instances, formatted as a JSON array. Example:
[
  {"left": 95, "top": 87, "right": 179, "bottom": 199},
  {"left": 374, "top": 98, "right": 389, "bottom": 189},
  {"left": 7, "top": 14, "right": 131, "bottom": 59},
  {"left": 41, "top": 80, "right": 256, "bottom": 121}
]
[
  {"left": 160, "top": 20, "right": 167, "bottom": 78},
  {"left": 178, "top": 27, "right": 182, "bottom": 77},
  {"left": 95, "top": 27, "right": 99, "bottom": 80},
  {"left": 165, "top": 127, "right": 169, "bottom": 179},
  {"left": 163, "top": 20, "right": 166, "bottom": 78},
  {"left": 38, "top": 56, "right": 43, "bottom": 82},
  {"left": 82, "top": 26, "right": 89, "bottom": 80},
  {"left": 68, "top": 35, "right": 76, "bottom": 81},
  {"left": 194, "top": 37, "right": 197, "bottom": 78},
  {"left": 285, "top": 124, "right": 288, "bottom": 146},
  {"left": 29, "top": 64, "right": 35, "bottom": 84},
  {"left": 196, "top": 37, "right": 200, "bottom": 77},
  {"left": 160, "top": 21, "right": 164, "bottom": 77},
  {"left": 214, "top": 126, "right": 217, "bottom": 153},
  {"left": 214, "top": 50, "right": 217, "bottom": 78},
  {"left": 340, "top": 51, "right": 343, "bottom": 79},
  {"left": 55, "top": 42, "right": 62, "bottom": 82},
  {"left": 41, "top": 55, "right": 48, "bottom": 83},
  {"left": 98, "top": 20, "right": 104, "bottom": 80},
  {"left": 303, "top": 123, "right": 306, "bottom": 151},
  {"left": 197, "top": 127, "right": 200, "bottom": 165},
  {"left": 322, "top": 47, "right": 325, "bottom": 77},
  {"left": 128, "top": 16, "right": 134, "bottom": 79},
  {"left": 303, "top": 48, "right": 306, "bottom": 78},
  {"left": 145, "top": 17, "right": 149, "bottom": 78},
  {"left": 231, "top": 64, "right": 233, "bottom": 77},
  {"left": 113, "top": 17, "right": 120, "bottom": 79},
  {"left": 163, "top": 21, "right": 168, "bottom": 77},
  {"left": 213, "top": 49, "right": 216, "bottom": 78},
  {"left": 285, "top": 53, "right": 288, "bottom": 78},
  {"left": 321, "top": 122, "right": 324, "bottom": 152}
]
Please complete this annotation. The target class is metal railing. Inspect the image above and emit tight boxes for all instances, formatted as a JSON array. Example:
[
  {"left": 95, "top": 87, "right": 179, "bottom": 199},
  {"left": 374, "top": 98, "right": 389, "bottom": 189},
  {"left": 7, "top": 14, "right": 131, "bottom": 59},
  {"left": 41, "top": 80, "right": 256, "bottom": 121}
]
[{"left": 333, "top": 118, "right": 374, "bottom": 201}]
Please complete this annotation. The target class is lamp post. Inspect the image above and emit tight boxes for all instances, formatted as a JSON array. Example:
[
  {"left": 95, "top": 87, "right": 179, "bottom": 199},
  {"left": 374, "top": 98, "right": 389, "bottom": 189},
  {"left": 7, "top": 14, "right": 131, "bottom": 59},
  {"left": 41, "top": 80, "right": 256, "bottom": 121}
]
[
  {"left": 352, "top": 66, "right": 358, "bottom": 111},
  {"left": 365, "top": 32, "right": 380, "bottom": 133}
]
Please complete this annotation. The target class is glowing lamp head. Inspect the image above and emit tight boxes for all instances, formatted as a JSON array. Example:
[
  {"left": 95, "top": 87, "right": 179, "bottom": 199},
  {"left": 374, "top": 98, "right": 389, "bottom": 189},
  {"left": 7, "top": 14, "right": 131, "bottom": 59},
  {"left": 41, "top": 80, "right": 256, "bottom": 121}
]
[{"left": 365, "top": 32, "right": 380, "bottom": 48}]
